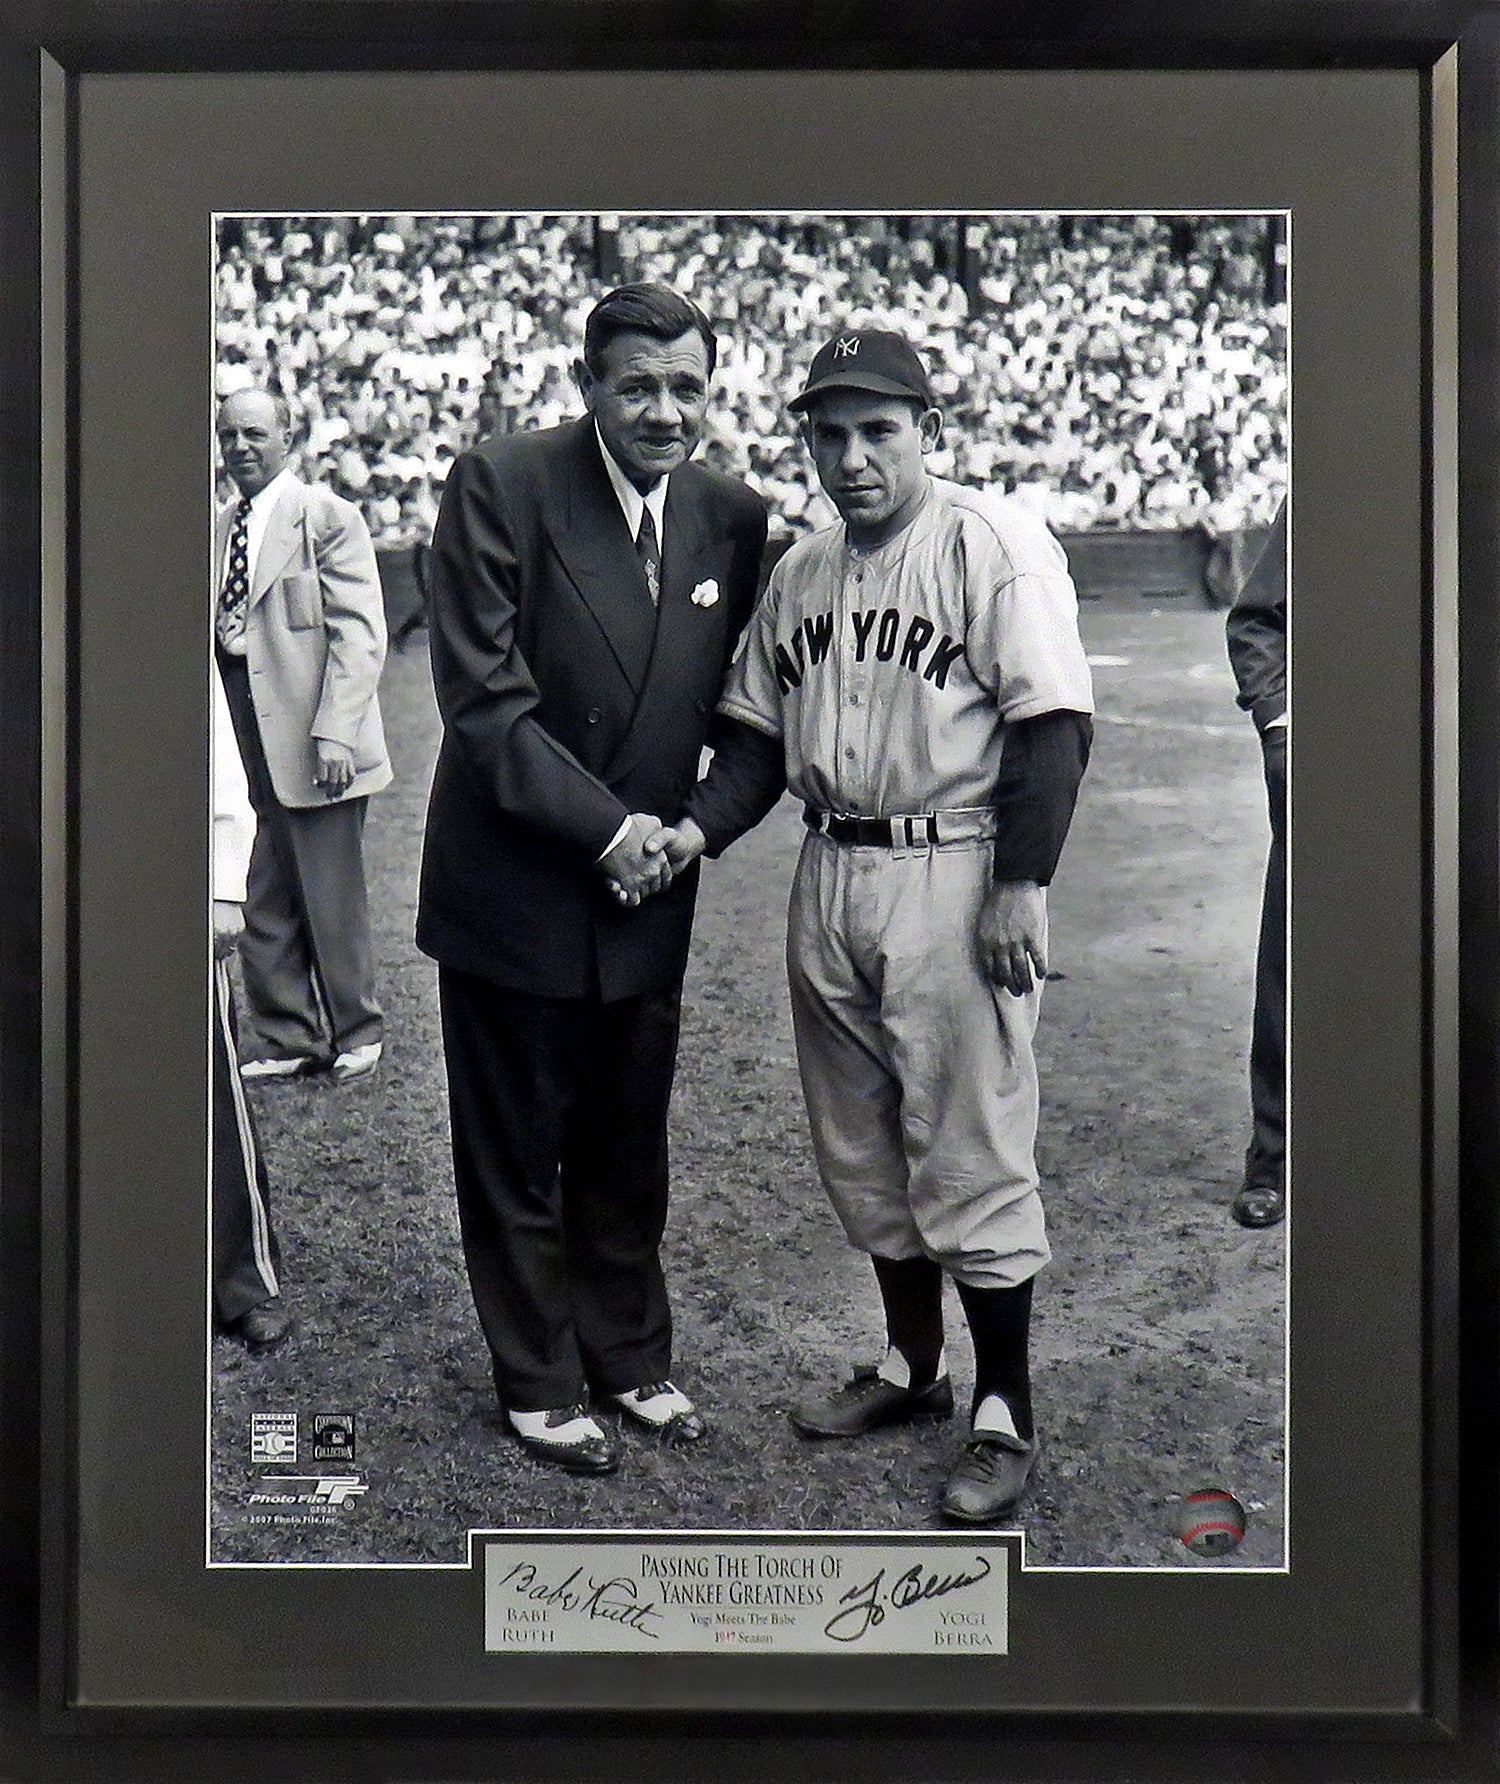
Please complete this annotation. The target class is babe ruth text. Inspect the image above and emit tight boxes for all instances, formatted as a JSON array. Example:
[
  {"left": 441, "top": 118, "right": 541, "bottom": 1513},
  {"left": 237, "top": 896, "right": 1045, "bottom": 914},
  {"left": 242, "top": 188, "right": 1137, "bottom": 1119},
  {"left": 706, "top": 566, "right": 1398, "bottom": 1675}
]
[
  {"left": 490, "top": 1560, "right": 664, "bottom": 1638},
  {"left": 772, "top": 607, "right": 968, "bottom": 694},
  {"left": 822, "top": 1554, "right": 994, "bottom": 1645}
]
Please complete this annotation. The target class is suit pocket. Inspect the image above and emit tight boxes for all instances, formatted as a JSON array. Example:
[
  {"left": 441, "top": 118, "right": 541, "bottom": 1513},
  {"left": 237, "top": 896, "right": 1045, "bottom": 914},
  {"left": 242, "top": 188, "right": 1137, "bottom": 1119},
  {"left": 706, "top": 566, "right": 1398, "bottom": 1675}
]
[{"left": 279, "top": 571, "right": 322, "bottom": 631}]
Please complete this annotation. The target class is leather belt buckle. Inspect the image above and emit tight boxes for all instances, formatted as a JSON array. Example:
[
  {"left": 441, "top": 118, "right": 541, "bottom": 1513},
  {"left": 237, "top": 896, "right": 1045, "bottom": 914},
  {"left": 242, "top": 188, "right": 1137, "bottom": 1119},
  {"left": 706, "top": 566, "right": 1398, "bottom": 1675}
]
[{"left": 889, "top": 814, "right": 933, "bottom": 858}]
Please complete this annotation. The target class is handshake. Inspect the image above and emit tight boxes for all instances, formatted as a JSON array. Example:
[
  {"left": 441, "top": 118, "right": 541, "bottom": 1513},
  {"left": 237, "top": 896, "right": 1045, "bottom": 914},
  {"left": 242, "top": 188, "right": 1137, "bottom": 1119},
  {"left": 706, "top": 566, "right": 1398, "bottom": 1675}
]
[{"left": 601, "top": 812, "right": 708, "bottom": 907}]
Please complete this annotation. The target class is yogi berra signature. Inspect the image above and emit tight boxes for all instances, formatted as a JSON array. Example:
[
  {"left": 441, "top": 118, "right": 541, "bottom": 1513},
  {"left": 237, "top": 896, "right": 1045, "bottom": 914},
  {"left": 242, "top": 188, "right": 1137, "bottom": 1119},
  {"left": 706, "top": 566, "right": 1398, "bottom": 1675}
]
[
  {"left": 822, "top": 1554, "right": 993, "bottom": 1644},
  {"left": 492, "top": 1560, "right": 664, "bottom": 1637}
]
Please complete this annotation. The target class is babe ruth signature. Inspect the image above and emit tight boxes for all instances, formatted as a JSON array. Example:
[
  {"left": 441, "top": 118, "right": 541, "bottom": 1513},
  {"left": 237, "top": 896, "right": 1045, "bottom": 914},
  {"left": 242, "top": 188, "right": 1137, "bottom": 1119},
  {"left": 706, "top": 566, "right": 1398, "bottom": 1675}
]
[
  {"left": 822, "top": 1554, "right": 993, "bottom": 1644},
  {"left": 491, "top": 1560, "right": 664, "bottom": 1637}
]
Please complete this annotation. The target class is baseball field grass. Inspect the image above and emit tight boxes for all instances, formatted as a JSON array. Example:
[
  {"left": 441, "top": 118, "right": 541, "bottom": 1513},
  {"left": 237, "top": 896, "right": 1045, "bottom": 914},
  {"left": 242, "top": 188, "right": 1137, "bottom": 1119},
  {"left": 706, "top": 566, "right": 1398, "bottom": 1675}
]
[{"left": 211, "top": 597, "right": 1285, "bottom": 1569}]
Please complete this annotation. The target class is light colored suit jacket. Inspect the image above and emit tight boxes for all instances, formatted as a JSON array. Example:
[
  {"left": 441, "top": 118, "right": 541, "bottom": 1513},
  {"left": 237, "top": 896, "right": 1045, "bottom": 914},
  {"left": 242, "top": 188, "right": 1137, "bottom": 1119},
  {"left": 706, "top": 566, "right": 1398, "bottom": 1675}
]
[{"left": 216, "top": 473, "right": 392, "bottom": 809}]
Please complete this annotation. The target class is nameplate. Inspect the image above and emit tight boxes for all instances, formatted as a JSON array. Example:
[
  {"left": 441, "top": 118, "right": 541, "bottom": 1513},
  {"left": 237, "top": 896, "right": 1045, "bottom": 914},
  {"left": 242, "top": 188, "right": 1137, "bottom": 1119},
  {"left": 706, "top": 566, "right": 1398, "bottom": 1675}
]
[{"left": 482, "top": 1535, "right": 1011, "bottom": 1655}]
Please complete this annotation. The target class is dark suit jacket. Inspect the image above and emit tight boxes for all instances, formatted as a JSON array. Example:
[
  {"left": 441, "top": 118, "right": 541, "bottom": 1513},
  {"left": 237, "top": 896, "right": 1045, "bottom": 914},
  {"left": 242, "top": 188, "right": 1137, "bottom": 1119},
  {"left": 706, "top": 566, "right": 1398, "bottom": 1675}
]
[
  {"left": 416, "top": 417, "right": 768, "bottom": 1000},
  {"left": 1226, "top": 499, "right": 1287, "bottom": 735}
]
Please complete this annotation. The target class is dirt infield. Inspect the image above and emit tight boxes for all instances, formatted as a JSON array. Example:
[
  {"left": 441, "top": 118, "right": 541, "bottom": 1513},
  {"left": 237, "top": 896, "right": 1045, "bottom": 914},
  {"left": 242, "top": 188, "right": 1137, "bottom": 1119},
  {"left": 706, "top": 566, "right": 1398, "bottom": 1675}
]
[{"left": 211, "top": 599, "right": 1286, "bottom": 1569}]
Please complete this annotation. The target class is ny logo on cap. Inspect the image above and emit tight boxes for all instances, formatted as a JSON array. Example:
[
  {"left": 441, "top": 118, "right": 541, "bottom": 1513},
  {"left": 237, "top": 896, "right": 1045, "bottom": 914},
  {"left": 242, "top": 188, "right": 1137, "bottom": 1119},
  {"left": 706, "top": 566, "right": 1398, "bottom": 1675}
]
[{"left": 833, "top": 336, "right": 860, "bottom": 358}]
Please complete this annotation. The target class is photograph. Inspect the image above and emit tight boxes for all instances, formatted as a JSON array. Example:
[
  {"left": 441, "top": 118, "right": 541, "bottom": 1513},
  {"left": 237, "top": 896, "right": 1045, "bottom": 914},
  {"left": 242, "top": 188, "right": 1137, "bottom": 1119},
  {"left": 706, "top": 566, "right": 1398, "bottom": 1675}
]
[{"left": 205, "top": 207, "right": 1290, "bottom": 1573}]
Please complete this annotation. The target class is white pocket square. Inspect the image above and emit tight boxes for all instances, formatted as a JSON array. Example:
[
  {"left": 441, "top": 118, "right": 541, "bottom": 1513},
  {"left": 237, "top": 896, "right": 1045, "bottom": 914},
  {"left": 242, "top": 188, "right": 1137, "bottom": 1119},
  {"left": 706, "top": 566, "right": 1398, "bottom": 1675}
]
[{"left": 690, "top": 578, "right": 720, "bottom": 607}]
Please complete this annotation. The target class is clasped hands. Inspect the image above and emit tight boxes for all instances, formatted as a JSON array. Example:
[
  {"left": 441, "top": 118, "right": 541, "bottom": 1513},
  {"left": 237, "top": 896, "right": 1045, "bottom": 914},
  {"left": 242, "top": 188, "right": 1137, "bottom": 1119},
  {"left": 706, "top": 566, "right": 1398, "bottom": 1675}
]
[{"left": 602, "top": 813, "right": 707, "bottom": 907}]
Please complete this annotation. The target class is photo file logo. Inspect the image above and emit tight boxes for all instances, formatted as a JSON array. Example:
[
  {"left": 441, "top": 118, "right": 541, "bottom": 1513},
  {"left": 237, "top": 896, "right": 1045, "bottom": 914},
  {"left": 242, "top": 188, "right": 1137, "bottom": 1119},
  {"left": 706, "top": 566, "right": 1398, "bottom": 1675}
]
[{"left": 249, "top": 1475, "right": 369, "bottom": 1507}]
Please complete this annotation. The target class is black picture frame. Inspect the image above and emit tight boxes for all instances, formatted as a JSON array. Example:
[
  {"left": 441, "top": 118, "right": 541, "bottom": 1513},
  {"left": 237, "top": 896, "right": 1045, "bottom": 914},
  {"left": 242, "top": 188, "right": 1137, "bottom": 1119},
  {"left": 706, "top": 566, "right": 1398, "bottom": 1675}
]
[{"left": 2, "top": 2, "right": 1496, "bottom": 1779}]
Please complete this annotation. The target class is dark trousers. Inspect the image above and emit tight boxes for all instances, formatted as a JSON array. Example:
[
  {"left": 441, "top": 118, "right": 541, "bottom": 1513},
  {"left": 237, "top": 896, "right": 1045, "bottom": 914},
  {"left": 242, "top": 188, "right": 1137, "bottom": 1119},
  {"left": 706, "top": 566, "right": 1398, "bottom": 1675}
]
[
  {"left": 1246, "top": 728, "right": 1287, "bottom": 1191},
  {"left": 438, "top": 966, "right": 683, "bottom": 1412},
  {"left": 213, "top": 958, "right": 281, "bottom": 1323},
  {"left": 218, "top": 650, "right": 382, "bottom": 1062}
]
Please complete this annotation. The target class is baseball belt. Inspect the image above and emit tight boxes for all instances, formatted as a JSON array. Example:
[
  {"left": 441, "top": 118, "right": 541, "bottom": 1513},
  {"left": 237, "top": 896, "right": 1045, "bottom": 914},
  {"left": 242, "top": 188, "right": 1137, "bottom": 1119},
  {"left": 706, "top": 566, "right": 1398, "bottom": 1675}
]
[{"left": 802, "top": 804, "right": 998, "bottom": 851}]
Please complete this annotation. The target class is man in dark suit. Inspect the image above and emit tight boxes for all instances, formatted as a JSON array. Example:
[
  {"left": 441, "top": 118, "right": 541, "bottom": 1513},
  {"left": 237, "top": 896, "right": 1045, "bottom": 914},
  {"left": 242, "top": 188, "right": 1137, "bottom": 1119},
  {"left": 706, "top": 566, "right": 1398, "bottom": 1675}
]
[
  {"left": 417, "top": 284, "right": 768, "bottom": 1475},
  {"left": 1226, "top": 499, "right": 1287, "bottom": 1228}
]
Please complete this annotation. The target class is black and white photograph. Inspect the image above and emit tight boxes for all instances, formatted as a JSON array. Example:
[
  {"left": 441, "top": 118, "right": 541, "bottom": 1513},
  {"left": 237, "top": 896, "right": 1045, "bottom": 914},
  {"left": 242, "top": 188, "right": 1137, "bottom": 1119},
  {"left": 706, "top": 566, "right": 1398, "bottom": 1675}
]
[{"left": 206, "top": 207, "right": 1289, "bottom": 1573}]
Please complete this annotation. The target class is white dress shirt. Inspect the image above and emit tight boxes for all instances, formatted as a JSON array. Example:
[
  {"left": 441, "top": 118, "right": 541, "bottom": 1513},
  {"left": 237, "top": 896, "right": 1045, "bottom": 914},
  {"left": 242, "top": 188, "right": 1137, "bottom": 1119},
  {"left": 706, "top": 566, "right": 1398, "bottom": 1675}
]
[
  {"left": 595, "top": 422, "right": 669, "bottom": 555},
  {"left": 593, "top": 427, "right": 669, "bottom": 863}
]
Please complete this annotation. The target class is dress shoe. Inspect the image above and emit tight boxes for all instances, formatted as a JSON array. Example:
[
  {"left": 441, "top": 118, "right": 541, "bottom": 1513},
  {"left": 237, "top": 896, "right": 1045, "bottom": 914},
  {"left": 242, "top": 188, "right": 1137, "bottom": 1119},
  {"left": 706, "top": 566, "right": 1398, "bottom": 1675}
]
[
  {"left": 789, "top": 1365, "right": 954, "bottom": 1438},
  {"left": 941, "top": 1432, "right": 1038, "bottom": 1523},
  {"left": 331, "top": 1041, "right": 382, "bottom": 1084},
  {"left": 611, "top": 1381, "right": 707, "bottom": 1445},
  {"left": 508, "top": 1405, "right": 620, "bottom": 1475},
  {"left": 230, "top": 1297, "right": 291, "bottom": 1353},
  {"left": 240, "top": 1054, "right": 323, "bottom": 1081},
  {"left": 1232, "top": 1181, "right": 1285, "bottom": 1228}
]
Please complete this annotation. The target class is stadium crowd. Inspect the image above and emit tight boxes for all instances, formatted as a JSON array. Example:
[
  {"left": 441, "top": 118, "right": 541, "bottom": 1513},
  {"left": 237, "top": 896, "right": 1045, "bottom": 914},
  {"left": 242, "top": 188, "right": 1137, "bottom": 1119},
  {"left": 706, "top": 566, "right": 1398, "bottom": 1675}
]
[{"left": 214, "top": 212, "right": 1288, "bottom": 549}]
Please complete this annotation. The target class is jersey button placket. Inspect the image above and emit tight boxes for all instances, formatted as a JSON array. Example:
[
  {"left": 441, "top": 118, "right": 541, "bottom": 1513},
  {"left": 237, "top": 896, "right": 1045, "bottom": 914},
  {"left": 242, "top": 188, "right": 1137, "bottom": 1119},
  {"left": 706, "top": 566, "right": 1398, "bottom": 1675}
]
[{"left": 842, "top": 553, "right": 872, "bottom": 809}]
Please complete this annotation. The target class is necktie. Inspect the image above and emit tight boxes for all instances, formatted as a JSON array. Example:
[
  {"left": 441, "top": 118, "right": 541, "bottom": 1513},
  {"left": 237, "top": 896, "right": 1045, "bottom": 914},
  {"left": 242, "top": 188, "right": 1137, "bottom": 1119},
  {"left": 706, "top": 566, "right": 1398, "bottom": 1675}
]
[
  {"left": 217, "top": 497, "right": 252, "bottom": 650},
  {"left": 635, "top": 505, "right": 661, "bottom": 608}
]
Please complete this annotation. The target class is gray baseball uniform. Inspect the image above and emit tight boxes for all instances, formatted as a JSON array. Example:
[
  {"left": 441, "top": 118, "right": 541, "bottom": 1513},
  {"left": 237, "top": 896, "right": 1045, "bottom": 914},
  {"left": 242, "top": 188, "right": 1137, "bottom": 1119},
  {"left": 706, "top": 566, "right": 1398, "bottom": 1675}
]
[{"left": 710, "top": 475, "right": 1093, "bottom": 1286}]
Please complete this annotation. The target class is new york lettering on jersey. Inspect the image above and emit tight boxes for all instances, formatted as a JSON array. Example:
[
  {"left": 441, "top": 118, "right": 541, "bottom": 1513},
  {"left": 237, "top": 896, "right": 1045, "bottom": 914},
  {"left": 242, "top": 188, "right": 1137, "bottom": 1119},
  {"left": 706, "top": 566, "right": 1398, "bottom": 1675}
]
[{"left": 772, "top": 605, "right": 968, "bottom": 694}]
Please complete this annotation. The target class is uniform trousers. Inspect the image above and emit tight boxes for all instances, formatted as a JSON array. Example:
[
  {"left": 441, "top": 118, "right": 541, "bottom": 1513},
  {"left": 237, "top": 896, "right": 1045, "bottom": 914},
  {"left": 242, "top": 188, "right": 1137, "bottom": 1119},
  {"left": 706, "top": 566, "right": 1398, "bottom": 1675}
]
[
  {"left": 438, "top": 966, "right": 682, "bottom": 1412},
  {"left": 787, "top": 830, "right": 1051, "bottom": 1289},
  {"left": 217, "top": 650, "right": 382, "bottom": 1063},
  {"left": 1246, "top": 728, "right": 1287, "bottom": 1192},
  {"left": 213, "top": 958, "right": 280, "bottom": 1323}
]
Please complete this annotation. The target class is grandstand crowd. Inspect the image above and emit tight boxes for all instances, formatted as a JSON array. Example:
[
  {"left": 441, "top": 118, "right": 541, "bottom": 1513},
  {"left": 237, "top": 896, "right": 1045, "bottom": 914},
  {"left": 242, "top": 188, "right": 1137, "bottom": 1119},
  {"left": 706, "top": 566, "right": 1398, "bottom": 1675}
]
[{"left": 214, "top": 212, "right": 1288, "bottom": 549}]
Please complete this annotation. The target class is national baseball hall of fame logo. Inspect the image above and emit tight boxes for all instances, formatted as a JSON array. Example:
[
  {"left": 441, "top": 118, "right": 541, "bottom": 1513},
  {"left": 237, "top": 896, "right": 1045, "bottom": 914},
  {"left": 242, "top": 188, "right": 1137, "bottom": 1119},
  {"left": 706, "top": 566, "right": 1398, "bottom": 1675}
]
[{"left": 249, "top": 1411, "right": 297, "bottom": 1464}]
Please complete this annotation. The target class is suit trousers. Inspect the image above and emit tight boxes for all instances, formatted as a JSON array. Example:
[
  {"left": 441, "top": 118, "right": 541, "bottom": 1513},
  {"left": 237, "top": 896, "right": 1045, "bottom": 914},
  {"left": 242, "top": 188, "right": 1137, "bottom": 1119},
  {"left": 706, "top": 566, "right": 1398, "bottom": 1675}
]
[
  {"left": 1246, "top": 728, "right": 1287, "bottom": 1192},
  {"left": 213, "top": 957, "right": 280, "bottom": 1323},
  {"left": 218, "top": 650, "right": 382, "bottom": 1062},
  {"left": 438, "top": 965, "right": 681, "bottom": 1412}
]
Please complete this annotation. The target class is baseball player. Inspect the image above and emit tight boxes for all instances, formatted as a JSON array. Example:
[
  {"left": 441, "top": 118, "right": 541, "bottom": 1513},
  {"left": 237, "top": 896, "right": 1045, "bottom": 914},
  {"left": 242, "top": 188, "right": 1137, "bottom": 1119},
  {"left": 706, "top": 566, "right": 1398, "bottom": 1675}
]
[{"left": 659, "top": 327, "right": 1093, "bottom": 1522}]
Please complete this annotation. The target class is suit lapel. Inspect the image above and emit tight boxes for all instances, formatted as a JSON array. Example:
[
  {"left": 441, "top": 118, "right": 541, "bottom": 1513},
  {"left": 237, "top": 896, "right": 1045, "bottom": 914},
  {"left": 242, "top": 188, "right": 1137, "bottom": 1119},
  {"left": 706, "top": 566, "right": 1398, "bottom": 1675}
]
[
  {"left": 251, "top": 477, "right": 305, "bottom": 602},
  {"left": 214, "top": 504, "right": 234, "bottom": 591},
  {"left": 547, "top": 422, "right": 658, "bottom": 693}
]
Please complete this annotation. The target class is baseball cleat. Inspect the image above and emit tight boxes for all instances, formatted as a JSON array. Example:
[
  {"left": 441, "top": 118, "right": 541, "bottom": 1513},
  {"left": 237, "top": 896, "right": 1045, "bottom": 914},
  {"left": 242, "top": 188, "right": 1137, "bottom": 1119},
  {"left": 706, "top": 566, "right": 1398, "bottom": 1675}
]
[
  {"left": 789, "top": 1365, "right": 954, "bottom": 1438},
  {"left": 331, "top": 1041, "right": 382, "bottom": 1084},
  {"left": 240, "top": 1054, "right": 323, "bottom": 1080},
  {"left": 226, "top": 1296, "right": 292, "bottom": 1353},
  {"left": 940, "top": 1433, "right": 1038, "bottom": 1524},
  {"left": 611, "top": 1381, "right": 708, "bottom": 1445},
  {"left": 1232, "top": 1182, "right": 1285, "bottom": 1228},
  {"left": 508, "top": 1405, "right": 620, "bottom": 1475}
]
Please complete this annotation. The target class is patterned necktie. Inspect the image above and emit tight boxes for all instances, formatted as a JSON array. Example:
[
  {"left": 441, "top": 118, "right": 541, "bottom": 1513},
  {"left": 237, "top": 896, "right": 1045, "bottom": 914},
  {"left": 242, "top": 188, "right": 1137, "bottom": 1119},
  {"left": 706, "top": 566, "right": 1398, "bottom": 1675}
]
[
  {"left": 635, "top": 504, "right": 661, "bottom": 608},
  {"left": 217, "top": 496, "right": 253, "bottom": 650}
]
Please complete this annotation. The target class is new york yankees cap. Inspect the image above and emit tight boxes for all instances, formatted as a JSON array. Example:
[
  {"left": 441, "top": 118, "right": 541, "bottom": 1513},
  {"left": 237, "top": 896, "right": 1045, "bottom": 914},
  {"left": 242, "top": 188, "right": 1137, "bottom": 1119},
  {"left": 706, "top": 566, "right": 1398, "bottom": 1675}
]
[{"left": 788, "top": 327, "right": 937, "bottom": 413}]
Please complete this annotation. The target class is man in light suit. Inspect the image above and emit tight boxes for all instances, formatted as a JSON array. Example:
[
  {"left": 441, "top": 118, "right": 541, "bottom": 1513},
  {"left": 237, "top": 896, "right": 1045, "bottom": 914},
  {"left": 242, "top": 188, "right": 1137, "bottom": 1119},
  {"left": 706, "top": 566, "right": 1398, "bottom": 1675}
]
[
  {"left": 214, "top": 387, "right": 392, "bottom": 1084},
  {"left": 417, "top": 284, "right": 768, "bottom": 1475}
]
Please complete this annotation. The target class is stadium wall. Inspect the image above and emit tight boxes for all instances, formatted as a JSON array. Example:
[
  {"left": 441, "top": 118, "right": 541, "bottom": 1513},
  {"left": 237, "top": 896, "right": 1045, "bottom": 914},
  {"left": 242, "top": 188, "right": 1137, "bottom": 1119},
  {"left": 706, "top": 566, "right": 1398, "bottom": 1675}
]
[{"left": 377, "top": 523, "right": 1271, "bottom": 643}]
